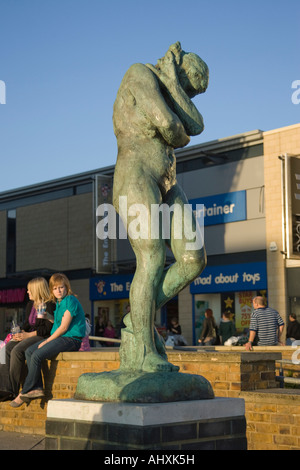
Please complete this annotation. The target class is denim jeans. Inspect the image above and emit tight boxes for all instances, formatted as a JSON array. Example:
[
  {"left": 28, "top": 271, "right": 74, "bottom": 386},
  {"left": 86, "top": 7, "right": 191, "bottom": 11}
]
[{"left": 21, "top": 337, "right": 81, "bottom": 394}]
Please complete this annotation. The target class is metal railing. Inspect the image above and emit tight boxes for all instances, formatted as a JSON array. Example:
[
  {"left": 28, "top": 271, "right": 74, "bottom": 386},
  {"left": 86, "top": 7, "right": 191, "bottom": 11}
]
[
  {"left": 88, "top": 335, "right": 121, "bottom": 344},
  {"left": 276, "top": 359, "right": 300, "bottom": 388}
]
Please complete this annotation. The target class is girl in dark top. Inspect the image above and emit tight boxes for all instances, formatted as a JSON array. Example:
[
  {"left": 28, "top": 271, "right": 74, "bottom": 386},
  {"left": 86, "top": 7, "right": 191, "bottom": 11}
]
[
  {"left": 168, "top": 317, "right": 182, "bottom": 336},
  {"left": 0, "top": 277, "right": 55, "bottom": 401},
  {"left": 219, "top": 311, "right": 236, "bottom": 345}
]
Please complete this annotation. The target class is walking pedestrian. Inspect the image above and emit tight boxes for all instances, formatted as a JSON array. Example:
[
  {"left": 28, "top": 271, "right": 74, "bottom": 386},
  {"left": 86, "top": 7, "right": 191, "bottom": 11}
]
[{"left": 198, "top": 309, "right": 218, "bottom": 346}]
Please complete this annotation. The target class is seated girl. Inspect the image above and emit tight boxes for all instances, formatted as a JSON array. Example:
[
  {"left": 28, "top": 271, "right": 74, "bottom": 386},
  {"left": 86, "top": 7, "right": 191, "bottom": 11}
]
[
  {"left": 0, "top": 277, "right": 55, "bottom": 401},
  {"left": 10, "top": 273, "right": 86, "bottom": 407}
]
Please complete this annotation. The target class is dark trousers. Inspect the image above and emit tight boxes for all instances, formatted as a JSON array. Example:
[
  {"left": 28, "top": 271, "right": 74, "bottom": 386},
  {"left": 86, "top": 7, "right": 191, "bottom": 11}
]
[{"left": 0, "top": 336, "right": 44, "bottom": 397}]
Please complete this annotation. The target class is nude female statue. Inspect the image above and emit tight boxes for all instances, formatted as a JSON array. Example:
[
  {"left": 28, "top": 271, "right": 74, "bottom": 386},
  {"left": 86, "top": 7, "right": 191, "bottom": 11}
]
[{"left": 113, "top": 42, "right": 209, "bottom": 372}]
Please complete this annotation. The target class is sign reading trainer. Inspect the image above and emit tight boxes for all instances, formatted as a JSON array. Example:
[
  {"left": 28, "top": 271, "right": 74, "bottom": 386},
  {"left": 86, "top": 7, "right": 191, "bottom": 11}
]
[
  {"left": 190, "top": 262, "right": 267, "bottom": 294},
  {"left": 190, "top": 190, "right": 246, "bottom": 226}
]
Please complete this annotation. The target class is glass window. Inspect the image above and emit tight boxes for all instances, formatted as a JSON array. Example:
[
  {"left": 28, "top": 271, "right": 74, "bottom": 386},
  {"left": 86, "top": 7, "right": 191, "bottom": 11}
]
[{"left": 6, "top": 209, "right": 16, "bottom": 273}]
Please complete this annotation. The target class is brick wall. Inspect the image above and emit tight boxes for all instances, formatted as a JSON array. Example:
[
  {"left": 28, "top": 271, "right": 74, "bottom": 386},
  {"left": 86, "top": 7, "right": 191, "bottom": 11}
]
[
  {"left": 241, "top": 390, "right": 300, "bottom": 450},
  {"left": 170, "top": 350, "right": 279, "bottom": 395}
]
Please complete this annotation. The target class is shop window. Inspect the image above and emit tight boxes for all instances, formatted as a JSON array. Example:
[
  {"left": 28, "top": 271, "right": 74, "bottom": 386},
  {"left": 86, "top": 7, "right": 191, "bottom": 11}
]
[{"left": 6, "top": 209, "right": 16, "bottom": 274}]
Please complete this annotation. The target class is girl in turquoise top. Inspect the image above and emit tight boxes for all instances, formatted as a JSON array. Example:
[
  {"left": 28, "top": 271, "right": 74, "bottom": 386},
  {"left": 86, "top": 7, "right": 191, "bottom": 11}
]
[{"left": 10, "top": 273, "right": 86, "bottom": 408}]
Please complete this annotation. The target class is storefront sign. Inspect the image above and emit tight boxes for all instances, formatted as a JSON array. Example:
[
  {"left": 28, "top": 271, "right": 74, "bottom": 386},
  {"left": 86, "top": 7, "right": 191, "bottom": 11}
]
[
  {"left": 190, "top": 262, "right": 267, "bottom": 294},
  {"left": 284, "top": 155, "right": 300, "bottom": 258},
  {"left": 189, "top": 190, "right": 246, "bottom": 226},
  {"left": 95, "top": 174, "right": 114, "bottom": 273},
  {"left": 0, "top": 288, "right": 26, "bottom": 304},
  {"left": 90, "top": 274, "right": 133, "bottom": 301}
]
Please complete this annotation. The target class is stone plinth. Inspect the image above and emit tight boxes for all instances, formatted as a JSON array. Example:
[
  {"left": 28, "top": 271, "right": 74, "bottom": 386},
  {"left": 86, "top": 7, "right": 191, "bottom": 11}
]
[{"left": 45, "top": 397, "right": 247, "bottom": 450}]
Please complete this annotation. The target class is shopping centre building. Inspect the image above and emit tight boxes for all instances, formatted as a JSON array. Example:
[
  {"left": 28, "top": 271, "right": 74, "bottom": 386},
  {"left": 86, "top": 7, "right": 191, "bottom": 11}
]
[{"left": 0, "top": 123, "right": 299, "bottom": 344}]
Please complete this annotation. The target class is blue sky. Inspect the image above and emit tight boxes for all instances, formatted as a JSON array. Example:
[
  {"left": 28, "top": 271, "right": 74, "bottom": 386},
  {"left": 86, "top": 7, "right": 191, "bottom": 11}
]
[{"left": 0, "top": 0, "right": 299, "bottom": 192}]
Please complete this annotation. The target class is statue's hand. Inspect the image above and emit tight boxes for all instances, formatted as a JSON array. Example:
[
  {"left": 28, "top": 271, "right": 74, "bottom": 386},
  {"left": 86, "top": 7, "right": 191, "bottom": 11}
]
[
  {"left": 156, "top": 51, "right": 179, "bottom": 88},
  {"left": 146, "top": 51, "right": 180, "bottom": 92}
]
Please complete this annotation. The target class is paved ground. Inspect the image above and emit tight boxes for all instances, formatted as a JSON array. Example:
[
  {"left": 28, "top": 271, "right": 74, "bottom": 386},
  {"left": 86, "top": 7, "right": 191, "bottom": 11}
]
[{"left": 0, "top": 431, "right": 45, "bottom": 450}]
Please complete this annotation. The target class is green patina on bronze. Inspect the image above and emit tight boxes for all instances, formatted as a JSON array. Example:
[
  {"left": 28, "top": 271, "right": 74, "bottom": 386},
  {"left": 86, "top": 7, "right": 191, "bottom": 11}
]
[
  {"left": 75, "top": 370, "right": 214, "bottom": 403},
  {"left": 75, "top": 42, "right": 214, "bottom": 402}
]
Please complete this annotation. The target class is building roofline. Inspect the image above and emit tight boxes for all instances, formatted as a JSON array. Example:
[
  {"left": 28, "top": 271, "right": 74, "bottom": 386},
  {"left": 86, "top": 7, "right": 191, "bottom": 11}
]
[
  {"left": 0, "top": 129, "right": 264, "bottom": 202},
  {"left": 0, "top": 164, "right": 115, "bottom": 201},
  {"left": 263, "top": 122, "right": 300, "bottom": 136},
  {"left": 175, "top": 129, "right": 263, "bottom": 159}
]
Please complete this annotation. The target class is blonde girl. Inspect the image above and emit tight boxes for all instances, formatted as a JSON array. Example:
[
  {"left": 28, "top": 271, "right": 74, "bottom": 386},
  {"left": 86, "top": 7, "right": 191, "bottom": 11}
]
[{"left": 0, "top": 277, "right": 55, "bottom": 402}]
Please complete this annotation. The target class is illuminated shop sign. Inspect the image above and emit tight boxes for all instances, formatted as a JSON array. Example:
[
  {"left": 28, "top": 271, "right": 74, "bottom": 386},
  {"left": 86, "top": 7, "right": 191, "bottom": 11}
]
[
  {"left": 190, "top": 262, "right": 267, "bottom": 294},
  {"left": 189, "top": 190, "right": 246, "bottom": 226},
  {"left": 90, "top": 274, "right": 133, "bottom": 300},
  {"left": 0, "top": 288, "right": 26, "bottom": 304}
]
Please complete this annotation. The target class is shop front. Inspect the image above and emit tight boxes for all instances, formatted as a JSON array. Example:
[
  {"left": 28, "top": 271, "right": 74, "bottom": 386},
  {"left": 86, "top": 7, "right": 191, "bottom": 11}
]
[
  {"left": 89, "top": 274, "right": 132, "bottom": 339},
  {"left": 190, "top": 261, "right": 268, "bottom": 344},
  {"left": 0, "top": 287, "right": 27, "bottom": 340},
  {"left": 89, "top": 274, "right": 173, "bottom": 340}
]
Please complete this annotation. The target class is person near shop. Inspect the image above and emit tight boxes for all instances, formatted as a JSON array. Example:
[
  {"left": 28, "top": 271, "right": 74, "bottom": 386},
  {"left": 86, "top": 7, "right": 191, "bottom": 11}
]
[
  {"left": 198, "top": 308, "right": 218, "bottom": 346},
  {"left": 10, "top": 273, "right": 86, "bottom": 408},
  {"left": 103, "top": 320, "right": 116, "bottom": 346},
  {"left": 0, "top": 277, "right": 55, "bottom": 402},
  {"left": 168, "top": 317, "right": 182, "bottom": 336},
  {"left": 286, "top": 314, "right": 300, "bottom": 346},
  {"left": 79, "top": 314, "right": 92, "bottom": 351},
  {"left": 95, "top": 313, "right": 107, "bottom": 346},
  {"left": 166, "top": 317, "right": 188, "bottom": 346},
  {"left": 219, "top": 311, "right": 236, "bottom": 345},
  {"left": 245, "top": 296, "right": 284, "bottom": 351}
]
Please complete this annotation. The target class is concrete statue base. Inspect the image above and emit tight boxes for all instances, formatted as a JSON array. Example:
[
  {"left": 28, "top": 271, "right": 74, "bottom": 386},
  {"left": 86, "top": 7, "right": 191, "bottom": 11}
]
[{"left": 45, "top": 397, "right": 247, "bottom": 450}]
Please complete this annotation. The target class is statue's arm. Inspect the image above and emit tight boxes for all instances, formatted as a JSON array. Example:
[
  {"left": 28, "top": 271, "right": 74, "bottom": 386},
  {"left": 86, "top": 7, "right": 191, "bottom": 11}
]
[
  {"left": 128, "top": 64, "right": 190, "bottom": 148},
  {"left": 163, "top": 81, "right": 204, "bottom": 136},
  {"left": 147, "top": 54, "right": 204, "bottom": 136}
]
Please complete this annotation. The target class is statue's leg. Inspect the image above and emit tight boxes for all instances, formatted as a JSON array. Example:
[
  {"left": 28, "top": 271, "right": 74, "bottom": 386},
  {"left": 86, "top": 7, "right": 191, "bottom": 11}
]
[
  {"left": 116, "top": 178, "right": 179, "bottom": 372},
  {"left": 156, "top": 183, "right": 207, "bottom": 310},
  {"left": 129, "top": 234, "right": 179, "bottom": 372}
]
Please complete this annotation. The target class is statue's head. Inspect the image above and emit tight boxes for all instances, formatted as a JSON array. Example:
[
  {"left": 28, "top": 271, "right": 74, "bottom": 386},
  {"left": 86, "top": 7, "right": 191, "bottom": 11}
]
[{"left": 167, "top": 42, "right": 209, "bottom": 98}]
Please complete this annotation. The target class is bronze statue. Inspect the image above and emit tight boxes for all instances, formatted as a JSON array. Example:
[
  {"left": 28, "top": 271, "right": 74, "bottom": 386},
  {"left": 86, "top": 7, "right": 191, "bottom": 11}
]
[
  {"left": 75, "top": 43, "right": 214, "bottom": 402},
  {"left": 113, "top": 42, "right": 209, "bottom": 373}
]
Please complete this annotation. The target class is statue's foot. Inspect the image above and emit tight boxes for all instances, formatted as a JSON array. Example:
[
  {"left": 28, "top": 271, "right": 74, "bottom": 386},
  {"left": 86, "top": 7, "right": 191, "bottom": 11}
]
[{"left": 142, "top": 351, "right": 180, "bottom": 373}]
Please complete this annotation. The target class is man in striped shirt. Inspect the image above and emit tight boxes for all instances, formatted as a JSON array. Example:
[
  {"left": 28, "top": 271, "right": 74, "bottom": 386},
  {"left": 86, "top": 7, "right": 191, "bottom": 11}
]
[{"left": 245, "top": 296, "right": 284, "bottom": 351}]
